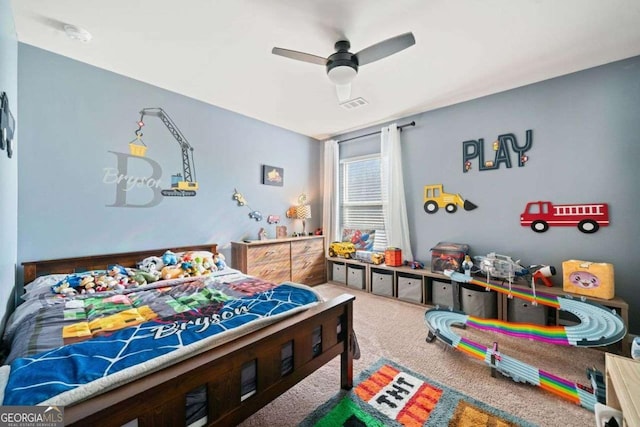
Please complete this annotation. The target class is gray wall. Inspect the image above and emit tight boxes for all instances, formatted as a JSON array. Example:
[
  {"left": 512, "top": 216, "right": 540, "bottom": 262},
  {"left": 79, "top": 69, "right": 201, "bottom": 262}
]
[
  {"left": 16, "top": 45, "right": 322, "bottom": 282},
  {"left": 0, "top": 2, "right": 18, "bottom": 332},
  {"left": 339, "top": 55, "right": 640, "bottom": 334}
]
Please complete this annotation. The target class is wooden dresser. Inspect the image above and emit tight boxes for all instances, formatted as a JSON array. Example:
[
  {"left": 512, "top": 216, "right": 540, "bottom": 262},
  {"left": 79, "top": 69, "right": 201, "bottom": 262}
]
[{"left": 231, "top": 236, "right": 326, "bottom": 285}]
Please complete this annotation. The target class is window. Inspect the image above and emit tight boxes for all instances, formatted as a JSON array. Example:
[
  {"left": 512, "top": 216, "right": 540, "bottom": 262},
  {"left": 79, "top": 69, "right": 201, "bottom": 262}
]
[{"left": 339, "top": 155, "right": 387, "bottom": 250}]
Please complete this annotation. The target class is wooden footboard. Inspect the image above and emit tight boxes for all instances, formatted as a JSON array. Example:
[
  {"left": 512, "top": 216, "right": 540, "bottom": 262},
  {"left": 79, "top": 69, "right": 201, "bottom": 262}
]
[
  {"left": 19, "top": 244, "right": 354, "bottom": 427},
  {"left": 64, "top": 293, "right": 355, "bottom": 427}
]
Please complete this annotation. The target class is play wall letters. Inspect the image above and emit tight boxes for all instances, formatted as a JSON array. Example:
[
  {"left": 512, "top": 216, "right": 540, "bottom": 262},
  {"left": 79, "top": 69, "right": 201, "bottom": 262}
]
[{"left": 463, "top": 129, "right": 532, "bottom": 172}]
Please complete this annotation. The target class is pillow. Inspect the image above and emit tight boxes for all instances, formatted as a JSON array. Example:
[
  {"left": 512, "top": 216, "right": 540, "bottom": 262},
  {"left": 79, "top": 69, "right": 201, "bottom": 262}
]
[
  {"left": 21, "top": 274, "right": 68, "bottom": 300},
  {"left": 341, "top": 229, "right": 376, "bottom": 251}
]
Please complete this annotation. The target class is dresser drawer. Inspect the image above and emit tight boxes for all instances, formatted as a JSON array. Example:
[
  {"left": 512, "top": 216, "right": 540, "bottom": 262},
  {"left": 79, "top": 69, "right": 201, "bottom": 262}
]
[
  {"left": 247, "top": 263, "right": 291, "bottom": 284},
  {"left": 291, "top": 239, "right": 325, "bottom": 285},
  {"left": 292, "top": 263, "right": 325, "bottom": 285},
  {"left": 246, "top": 242, "right": 290, "bottom": 265},
  {"left": 246, "top": 242, "right": 291, "bottom": 282},
  {"left": 291, "top": 238, "right": 323, "bottom": 257}
]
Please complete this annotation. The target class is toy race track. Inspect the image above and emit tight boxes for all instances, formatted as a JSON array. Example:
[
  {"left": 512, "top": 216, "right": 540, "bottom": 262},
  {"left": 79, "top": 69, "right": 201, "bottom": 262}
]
[{"left": 424, "top": 271, "right": 626, "bottom": 411}]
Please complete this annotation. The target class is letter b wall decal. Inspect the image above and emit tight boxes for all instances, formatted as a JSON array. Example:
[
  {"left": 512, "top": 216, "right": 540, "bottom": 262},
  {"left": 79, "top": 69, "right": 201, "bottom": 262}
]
[{"left": 105, "top": 151, "right": 164, "bottom": 208}]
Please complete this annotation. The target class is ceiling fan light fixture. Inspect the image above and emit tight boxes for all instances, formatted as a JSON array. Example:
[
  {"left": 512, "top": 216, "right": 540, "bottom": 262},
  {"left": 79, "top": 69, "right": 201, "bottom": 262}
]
[
  {"left": 335, "top": 83, "right": 352, "bottom": 102},
  {"left": 272, "top": 31, "right": 414, "bottom": 102},
  {"left": 327, "top": 65, "right": 357, "bottom": 85}
]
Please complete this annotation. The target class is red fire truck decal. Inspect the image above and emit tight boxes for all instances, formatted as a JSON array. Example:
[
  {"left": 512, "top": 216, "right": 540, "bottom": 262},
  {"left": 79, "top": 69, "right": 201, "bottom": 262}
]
[{"left": 520, "top": 201, "right": 609, "bottom": 234}]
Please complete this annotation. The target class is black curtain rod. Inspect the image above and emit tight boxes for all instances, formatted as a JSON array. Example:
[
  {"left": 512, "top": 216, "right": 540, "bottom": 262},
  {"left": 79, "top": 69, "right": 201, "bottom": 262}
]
[{"left": 336, "top": 121, "right": 416, "bottom": 144}]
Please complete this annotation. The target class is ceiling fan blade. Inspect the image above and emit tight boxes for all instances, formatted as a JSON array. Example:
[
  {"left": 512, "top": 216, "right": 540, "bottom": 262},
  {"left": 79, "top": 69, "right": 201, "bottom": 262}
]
[
  {"left": 272, "top": 47, "right": 327, "bottom": 65},
  {"left": 355, "top": 32, "right": 415, "bottom": 66},
  {"left": 335, "top": 83, "right": 352, "bottom": 102}
]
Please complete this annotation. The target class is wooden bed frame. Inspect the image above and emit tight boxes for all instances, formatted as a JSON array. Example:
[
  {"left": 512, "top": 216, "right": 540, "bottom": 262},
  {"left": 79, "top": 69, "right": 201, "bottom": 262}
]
[{"left": 20, "top": 244, "right": 355, "bottom": 427}]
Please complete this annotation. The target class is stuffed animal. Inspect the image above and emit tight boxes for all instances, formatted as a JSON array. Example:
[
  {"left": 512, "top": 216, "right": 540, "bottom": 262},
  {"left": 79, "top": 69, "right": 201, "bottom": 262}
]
[
  {"left": 191, "top": 256, "right": 207, "bottom": 275},
  {"left": 53, "top": 281, "right": 77, "bottom": 296},
  {"left": 128, "top": 269, "right": 158, "bottom": 286},
  {"left": 108, "top": 264, "right": 128, "bottom": 277},
  {"left": 161, "top": 265, "right": 185, "bottom": 280},
  {"left": 162, "top": 250, "right": 178, "bottom": 266},
  {"left": 214, "top": 253, "right": 227, "bottom": 270},
  {"left": 184, "top": 251, "right": 216, "bottom": 273},
  {"left": 80, "top": 276, "right": 96, "bottom": 294},
  {"left": 138, "top": 256, "right": 165, "bottom": 274}
]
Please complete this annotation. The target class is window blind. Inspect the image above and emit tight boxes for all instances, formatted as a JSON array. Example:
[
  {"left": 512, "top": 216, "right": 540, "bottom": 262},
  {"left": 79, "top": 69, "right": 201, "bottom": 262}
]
[{"left": 340, "top": 155, "right": 387, "bottom": 250}]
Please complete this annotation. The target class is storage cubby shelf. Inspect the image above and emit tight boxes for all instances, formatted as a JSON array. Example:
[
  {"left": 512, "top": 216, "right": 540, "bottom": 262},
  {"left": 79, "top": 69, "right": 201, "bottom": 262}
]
[{"left": 325, "top": 256, "right": 630, "bottom": 355}]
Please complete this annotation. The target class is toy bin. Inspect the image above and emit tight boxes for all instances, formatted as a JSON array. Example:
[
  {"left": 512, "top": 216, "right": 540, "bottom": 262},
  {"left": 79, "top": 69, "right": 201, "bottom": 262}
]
[
  {"left": 397, "top": 274, "right": 423, "bottom": 303},
  {"left": 332, "top": 262, "right": 346, "bottom": 284},
  {"left": 385, "top": 248, "right": 403, "bottom": 266},
  {"left": 461, "top": 284, "right": 497, "bottom": 318},
  {"left": 432, "top": 280, "right": 460, "bottom": 309},
  {"left": 562, "top": 260, "right": 615, "bottom": 300},
  {"left": 430, "top": 242, "right": 470, "bottom": 274},
  {"left": 507, "top": 299, "right": 549, "bottom": 325},
  {"left": 346, "top": 264, "right": 365, "bottom": 290},
  {"left": 371, "top": 270, "right": 394, "bottom": 296}
]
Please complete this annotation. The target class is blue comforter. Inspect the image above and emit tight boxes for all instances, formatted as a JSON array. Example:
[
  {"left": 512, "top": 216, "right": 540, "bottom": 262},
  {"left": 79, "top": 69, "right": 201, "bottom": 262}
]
[{"left": 1, "top": 272, "right": 320, "bottom": 406}]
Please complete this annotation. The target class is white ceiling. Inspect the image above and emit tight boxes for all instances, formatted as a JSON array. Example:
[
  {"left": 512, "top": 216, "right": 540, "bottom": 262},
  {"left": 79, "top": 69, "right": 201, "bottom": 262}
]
[{"left": 10, "top": 0, "right": 640, "bottom": 140}]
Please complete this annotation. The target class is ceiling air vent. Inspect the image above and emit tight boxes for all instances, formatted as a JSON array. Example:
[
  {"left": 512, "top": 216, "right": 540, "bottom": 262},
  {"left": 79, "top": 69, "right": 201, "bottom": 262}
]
[{"left": 340, "top": 97, "right": 368, "bottom": 110}]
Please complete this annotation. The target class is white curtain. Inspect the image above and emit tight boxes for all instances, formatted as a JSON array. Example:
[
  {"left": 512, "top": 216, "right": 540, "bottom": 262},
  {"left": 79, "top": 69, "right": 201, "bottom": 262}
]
[
  {"left": 322, "top": 139, "right": 340, "bottom": 250},
  {"left": 381, "top": 124, "right": 414, "bottom": 261}
]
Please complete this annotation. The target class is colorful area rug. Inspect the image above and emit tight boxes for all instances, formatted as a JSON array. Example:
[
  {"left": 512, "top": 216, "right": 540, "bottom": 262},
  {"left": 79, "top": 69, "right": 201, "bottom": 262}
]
[{"left": 300, "top": 358, "right": 537, "bottom": 427}]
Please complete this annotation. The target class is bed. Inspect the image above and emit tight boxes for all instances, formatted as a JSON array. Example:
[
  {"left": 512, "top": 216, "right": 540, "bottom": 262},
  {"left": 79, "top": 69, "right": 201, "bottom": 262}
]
[{"left": 1, "top": 244, "right": 355, "bottom": 426}]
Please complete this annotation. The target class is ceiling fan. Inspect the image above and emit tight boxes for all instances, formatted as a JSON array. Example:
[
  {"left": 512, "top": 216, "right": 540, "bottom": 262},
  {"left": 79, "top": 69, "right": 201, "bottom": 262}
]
[{"left": 272, "top": 32, "right": 415, "bottom": 102}]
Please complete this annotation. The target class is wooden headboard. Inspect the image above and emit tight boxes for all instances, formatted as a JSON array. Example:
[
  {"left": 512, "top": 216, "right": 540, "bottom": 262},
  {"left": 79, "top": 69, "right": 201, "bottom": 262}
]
[{"left": 22, "top": 244, "right": 218, "bottom": 285}]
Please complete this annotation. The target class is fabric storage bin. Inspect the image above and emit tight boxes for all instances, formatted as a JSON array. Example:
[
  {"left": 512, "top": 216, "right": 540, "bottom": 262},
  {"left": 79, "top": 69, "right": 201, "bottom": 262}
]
[
  {"left": 397, "top": 274, "right": 422, "bottom": 303},
  {"left": 332, "top": 262, "right": 346, "bottom": 284},
  {"left": 507, "top": 299, "right": 549, "bottom": 325},
  {"left": 371, "top": 270, "right": 393, "bottom": 296},
  {"left": 461, "top": 284, "right": 497, "bottom": 318},
  {"left": 562, "top": 260, "right": 615, "bottom": 300},
  {"left": 346, "top": 264, "right": 365, "bottom": 290},
  {"left": 432, "top": 280, "right": 460, "bottom": 309}
]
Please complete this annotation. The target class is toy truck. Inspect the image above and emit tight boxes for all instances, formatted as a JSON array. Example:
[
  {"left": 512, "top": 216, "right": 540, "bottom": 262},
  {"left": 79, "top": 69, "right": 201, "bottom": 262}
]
[
  {"left": 520, "top": 201, "right": 609, "bottom": 233},
  {"left": 423, "top": 184, "right": 477, "bottom": 213},
  {"left": 328, "top": 241, "right": 356, "bottom": 259}
]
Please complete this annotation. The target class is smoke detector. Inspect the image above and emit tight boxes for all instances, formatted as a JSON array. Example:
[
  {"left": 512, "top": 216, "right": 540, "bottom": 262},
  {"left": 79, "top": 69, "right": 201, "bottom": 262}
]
[{"left": 64, "top": 24, "right": 92, "bottom": 43}]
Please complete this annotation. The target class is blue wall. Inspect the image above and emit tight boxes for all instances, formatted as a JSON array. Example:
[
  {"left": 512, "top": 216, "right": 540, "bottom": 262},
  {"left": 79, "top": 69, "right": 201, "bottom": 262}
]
[
  {"left": 339, "top": 55, "right": 640, "bottom": 334},
  {"left": 16, "top": 45, "right": 322, "bottom": 269},
  {"left": 0, "top": 1, "right": 19, "bottom": 331},
  {"left": 12, "top": 43, "right": 640, "bottom": 335}
]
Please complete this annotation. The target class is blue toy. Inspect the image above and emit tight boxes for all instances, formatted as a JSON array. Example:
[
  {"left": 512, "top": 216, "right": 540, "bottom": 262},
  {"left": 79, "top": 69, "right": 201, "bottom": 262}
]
[
  {"left": 162, "top": 250, "right": 178, "bottom": 266},
  {"left": 249, "top": 211, "right": 263, "bottom": 221}
]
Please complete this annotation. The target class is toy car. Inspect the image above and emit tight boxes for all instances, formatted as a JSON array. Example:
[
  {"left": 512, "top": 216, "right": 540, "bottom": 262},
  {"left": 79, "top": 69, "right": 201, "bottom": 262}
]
[
  {"left": 355, "top": 251, "right": 384, "bottom": 265},
  {"left": 328, "top": 241, "right": 356, "bottom": 259},
  {"left": 248, "top": 211, "right": 263, "bottom": 221},
  {"left": 404, "top": 260, "right": 425, "bottom": 269}
]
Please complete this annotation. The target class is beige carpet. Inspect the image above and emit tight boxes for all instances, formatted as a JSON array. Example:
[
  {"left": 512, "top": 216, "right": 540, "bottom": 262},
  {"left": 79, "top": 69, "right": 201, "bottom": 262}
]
[{"left": 240, "top": 283, "right": 604, "bottom": 426}]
